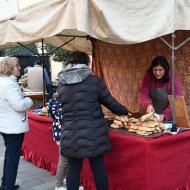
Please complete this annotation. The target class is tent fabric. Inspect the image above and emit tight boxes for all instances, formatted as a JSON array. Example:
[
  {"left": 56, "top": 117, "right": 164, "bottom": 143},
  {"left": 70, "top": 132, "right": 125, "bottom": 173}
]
[
  {"left": 92, "top": 31, "right": 190, "bottom": 119},
  {"left": 0, "top": 0, "right": 190, "bottom": 52}
]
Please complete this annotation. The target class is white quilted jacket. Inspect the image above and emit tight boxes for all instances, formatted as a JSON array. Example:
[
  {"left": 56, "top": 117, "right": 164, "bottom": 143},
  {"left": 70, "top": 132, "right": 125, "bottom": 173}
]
[{"left": 0, "top": 75, "right": 33, "bottom": 134}]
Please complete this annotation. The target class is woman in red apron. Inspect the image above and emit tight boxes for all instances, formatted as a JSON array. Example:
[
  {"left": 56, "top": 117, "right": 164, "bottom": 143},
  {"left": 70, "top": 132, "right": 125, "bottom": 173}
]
[{"left": 140, "top": 56, "right": 183, "bottom": 121}]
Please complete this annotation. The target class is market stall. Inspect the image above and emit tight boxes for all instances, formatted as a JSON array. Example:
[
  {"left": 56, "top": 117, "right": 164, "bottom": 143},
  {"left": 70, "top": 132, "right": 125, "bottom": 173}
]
[
  {"left": 0, "top": 0, "right": 190, "bottom": 118},
  {"left": 1, "top": 1, "right": 190, "bottom": 190},
  {"left": 22, "top": 111, "right": 190, "bottom": 189}
]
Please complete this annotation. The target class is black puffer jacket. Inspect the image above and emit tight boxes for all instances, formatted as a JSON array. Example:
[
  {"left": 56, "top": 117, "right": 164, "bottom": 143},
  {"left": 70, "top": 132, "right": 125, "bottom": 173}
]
[{"left": 57, "top": 66, "right": 128, "bottom": 158}]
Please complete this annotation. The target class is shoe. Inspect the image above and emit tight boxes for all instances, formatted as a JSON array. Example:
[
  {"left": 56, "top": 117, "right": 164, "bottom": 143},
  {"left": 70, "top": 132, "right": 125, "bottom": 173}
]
[
  {"left": 0, "top": 185, "right": 19, "bottom": 190},
  {"left": 79, "top": 185, "right": 84, "bottom": 190},
  {"left": 54, "top": 185, "right": 84, "bottom": 190},
  {"left": 14, "top": 185, "right": 20, "bottom": 190},
  {"left": 63, "top": 178, "right": 66, "bottom": 187},
  {"left": 55, "top": 187, "right": 66, "bottom": 190}
]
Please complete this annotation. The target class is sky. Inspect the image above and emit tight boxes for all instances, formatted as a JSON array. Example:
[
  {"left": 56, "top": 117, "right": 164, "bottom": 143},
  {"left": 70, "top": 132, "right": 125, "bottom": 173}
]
[{"left": 0, "top": 0, "right": 18, "bottom": 21}]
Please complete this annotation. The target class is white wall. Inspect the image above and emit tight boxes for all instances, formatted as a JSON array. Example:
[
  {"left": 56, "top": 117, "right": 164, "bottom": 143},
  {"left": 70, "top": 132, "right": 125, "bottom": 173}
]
[{"left": 50, "top": 57, "right": 64, "bottom": 82}]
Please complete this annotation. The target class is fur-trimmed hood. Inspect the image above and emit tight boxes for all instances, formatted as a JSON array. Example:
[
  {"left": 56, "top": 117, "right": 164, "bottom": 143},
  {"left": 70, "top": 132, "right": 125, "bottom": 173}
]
[{"left": 58, "top": 64, "right": 91, "bottom": 84}]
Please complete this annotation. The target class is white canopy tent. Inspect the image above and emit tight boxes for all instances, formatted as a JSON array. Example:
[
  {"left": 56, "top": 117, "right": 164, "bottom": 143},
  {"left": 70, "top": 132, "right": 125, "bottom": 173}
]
[
  {"left": 0, "top": 0, "right": 190, "bottom": 52},
  {"left": 0, "top": 0, "right": 190, "bottom": 129}
]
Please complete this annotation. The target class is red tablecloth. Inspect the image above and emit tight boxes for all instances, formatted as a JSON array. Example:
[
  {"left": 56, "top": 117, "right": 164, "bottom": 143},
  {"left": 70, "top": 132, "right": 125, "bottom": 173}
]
[
  {"left": 22, "top": 112, "right": 58, "bottom": 175},
  {"left": 22, "top": 112, "right": 190, "bottom": 189},
  {"left": 81, "top": 131, "right": 190, "bottom": 190}
]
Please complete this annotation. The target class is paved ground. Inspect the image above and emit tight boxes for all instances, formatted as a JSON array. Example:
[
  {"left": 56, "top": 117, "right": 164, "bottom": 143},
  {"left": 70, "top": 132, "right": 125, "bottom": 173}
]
[{"left": 0, "top": 135, "right": 56, "bottom": 190}]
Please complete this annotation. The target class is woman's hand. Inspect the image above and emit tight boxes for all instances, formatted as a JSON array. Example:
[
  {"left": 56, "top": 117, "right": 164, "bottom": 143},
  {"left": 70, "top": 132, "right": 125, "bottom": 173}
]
[
  {"left": 147, "top": 104, "right": 154, "bottom": 113},
  {"left": 158, "top": 114, "right": 165, "bottom": 122}
]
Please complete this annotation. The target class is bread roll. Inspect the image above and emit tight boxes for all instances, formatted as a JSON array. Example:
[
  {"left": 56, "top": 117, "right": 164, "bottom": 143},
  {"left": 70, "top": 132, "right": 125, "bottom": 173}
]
[
  {"left": 123, "top": 122, "right": 128, "bottom": 126},
  {"left": 136, "top": 130, "right": 151, "bottom": 136},
  {"left": 115, "top": 116, "right": 121, "bottom": 120},
  {"left": 123, "top": 125, "right": 130, "bottom": 129},
  {"left": 155, "top": 127, "right": 161, "bottom": 132},
  {"left": 128, "top": 118, "right": 139, "bottom": 123},
  {"left": 158, "top": 123, "right": 165, "bottom": 131},
  {"left": 110, "top": 124, "right": 120, "bottom": 129},
  {"left": 123, "top": 116, "right": 129, "bottom": 122},
  {"left": 128, "top": 128, "right": 138, "bottom": 133},
  {"left": 114, "top": 120, "right": 122, "bottom": 126},
  {"left": 129, "top": 125, "right": 139, "bottom": 130},
  {"left": 138, "top": 127, "right": 156, "bottom": 132},
  {"left": 140, "top": 112, "right": 154, "bottom": 122},
  {"left": 115, "top": 116, "right": 128, "bottom": 123},
  {"left": 141, "top": 121, "right": 158, "bottom": 128},
  {"left": 135, "top": 121, "right": 142, "bottom": 126}
]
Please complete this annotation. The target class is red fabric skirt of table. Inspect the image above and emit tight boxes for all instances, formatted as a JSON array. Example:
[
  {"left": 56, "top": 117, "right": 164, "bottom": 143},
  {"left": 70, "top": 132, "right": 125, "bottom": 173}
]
[{"left": 22, "top": 112, "right": 190, "bottom": 190}]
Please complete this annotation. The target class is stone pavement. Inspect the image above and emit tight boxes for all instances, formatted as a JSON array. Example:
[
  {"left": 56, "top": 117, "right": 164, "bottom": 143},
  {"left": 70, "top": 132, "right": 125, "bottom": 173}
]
[{"left": 0, "top": 135, "right": 56, "bottom": 190}]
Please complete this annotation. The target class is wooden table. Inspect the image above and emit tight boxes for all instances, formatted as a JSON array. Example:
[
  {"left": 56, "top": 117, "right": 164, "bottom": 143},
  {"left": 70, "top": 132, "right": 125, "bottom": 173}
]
[{"left": 23, "top": 91, "right": 45, "bottom": 107}]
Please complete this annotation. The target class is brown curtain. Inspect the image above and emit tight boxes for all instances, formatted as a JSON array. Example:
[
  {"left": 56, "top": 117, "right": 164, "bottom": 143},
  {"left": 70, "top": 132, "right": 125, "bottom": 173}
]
[{"left": 92, "top": 30, "right": 190, "bottom": 117}]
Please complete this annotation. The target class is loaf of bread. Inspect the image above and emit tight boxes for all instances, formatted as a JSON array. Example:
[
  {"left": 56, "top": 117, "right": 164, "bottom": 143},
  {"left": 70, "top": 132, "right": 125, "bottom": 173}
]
[
  {"left": 110, "top": 112, "right": 165, "bottom": 137},
  {"left": 115, "top": 116, "right": 128, "bottom": 122},
  {"left": 140, "top": 112, "right": 154, "bottom": 122},
  {"left": 138, "top": 126, "right": 156, "bottom": 132},
  {"left": 114, "top": 120, "right": 123, "bottom": 126},
  {"left": 128, "top": 118, "right": 139, "bottom": 123},
  {"left": 158, "top": 123, "right": 165, "bottom": 131},
  {"left": 141, "top": 121, "right": 159, "bottom": 128},
  {"left": 136, "top": 130, "right": 151, "bottom": 136},
  {"left": 128, "top": 128, "right": 138, "bottom": 133},
  {"left": 110, "top": 124, "right": 120, "bottom": 129}
]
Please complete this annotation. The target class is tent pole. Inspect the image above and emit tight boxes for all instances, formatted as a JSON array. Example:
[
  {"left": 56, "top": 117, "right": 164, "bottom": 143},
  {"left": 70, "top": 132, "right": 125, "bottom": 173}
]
[
  {"left": 159, "top": 33, "right": 190, "bottom": 131},
  {"left": 17, "top": 42, "right": 40, "bottom": 56},
  {"left": 175, "top": 37, "right": 190, "bottom": 50},
  {"left": 89, "top": 37, "right": 96, "bottom": 72},
  {"left": 159, "top": 37, "right": 172, "bottom": 49},
  {"left": 41, "top": 39, "right": 46, "bottom": 107},
  {"left": 45, "top": 37, "right": 75, "bottom": 56},
  {"left": 171, "top": 32, "right": 177, "bottom": 131}
]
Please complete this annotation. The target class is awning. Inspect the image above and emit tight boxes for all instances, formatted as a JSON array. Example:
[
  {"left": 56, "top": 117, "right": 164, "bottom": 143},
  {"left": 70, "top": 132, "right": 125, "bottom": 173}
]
[{"left": 0, "top": 0, "right": 190, "bottom": 53}]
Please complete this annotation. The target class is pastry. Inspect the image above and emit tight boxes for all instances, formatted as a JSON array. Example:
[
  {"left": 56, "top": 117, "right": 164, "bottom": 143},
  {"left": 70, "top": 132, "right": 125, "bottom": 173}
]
[
  {"left": 141, "top": 121, "right": 158, "bottom": 128},
  {"left": 138, "top": 126, "right": 156, "bottom": 132},
  {"left": 113, "top": 120, "right": 122, "bottom": 126},
  {"left": 128, "top": 118, "right": 139, "bottom": 123},
  {"left": 140, "top": 112, "right": 154, "bottom": 122},
  {"left": 110, "top": 124, "right": 120, "bottom": 129}
]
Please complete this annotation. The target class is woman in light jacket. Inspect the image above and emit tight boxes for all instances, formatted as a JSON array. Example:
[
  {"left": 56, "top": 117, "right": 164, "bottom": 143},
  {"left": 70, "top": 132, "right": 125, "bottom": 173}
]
[{"left": 0, "top": 57, "right": 33, "bottom": 190}]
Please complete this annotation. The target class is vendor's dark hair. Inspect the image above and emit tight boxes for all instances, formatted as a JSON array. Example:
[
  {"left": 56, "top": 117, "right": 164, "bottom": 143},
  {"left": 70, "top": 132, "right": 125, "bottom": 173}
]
[
  {"left": 148, "top": 56, "right": 170, "bottom": 83},
  {"left": 65, "top": 51, "right": 89, "bottom": 66}
]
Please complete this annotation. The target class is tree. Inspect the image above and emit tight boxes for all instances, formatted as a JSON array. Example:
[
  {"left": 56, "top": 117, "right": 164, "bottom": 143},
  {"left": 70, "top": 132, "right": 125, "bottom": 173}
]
[
  {"left": 4, "top": 43, "right": 69, "bottom": 63},
  {"left": 45, "top": 44, "right": 70, "bottom": 62},
  {"left": 5, "top": 44, "right": 38, "bottom": 56},
  {"left": 0, "top": 49, "right": 5, "bottom": 56}
]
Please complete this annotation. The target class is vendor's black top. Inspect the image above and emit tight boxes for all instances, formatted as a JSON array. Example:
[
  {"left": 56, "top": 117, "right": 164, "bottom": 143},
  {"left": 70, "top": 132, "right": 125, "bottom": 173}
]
[{"left": 57, "top": 65, "right": 128, "bottom": 158}]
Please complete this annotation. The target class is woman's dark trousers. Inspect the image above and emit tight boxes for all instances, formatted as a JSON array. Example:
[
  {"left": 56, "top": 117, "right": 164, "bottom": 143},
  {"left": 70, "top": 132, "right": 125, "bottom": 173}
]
[
  {"left": 1, "top": 133, "right": 24, "bottom": 190},
  {"left": 67, "top": 154, "right": 108, "bottom": 190}
]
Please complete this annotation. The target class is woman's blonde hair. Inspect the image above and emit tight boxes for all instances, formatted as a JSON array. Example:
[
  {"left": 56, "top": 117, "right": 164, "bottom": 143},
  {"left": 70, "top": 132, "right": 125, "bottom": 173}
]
[{"left": 0, "top": 57, "right": 19, "bottom": 76}]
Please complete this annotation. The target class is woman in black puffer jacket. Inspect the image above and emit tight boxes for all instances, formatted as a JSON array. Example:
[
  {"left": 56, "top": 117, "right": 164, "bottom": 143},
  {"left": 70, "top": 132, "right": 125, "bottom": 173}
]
[{"left": 57, "top": 51, "right": 129, "bottom": 190}]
